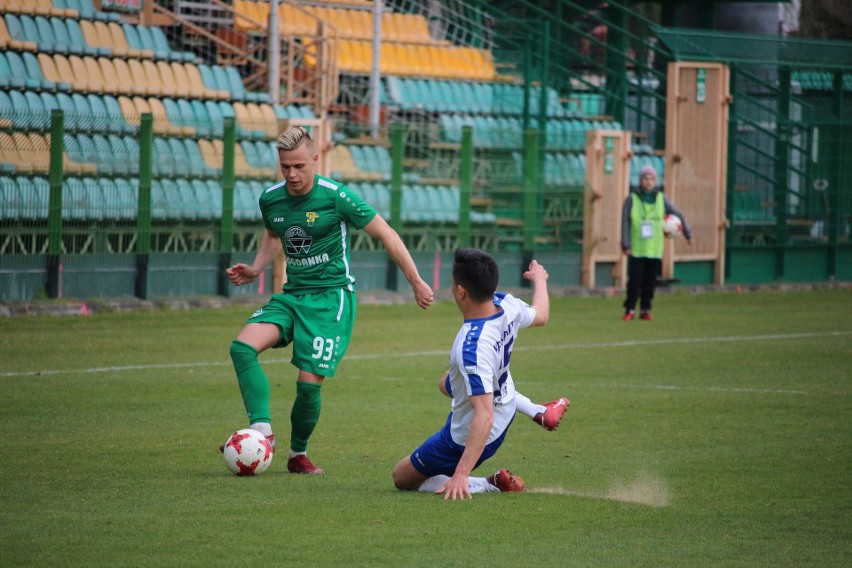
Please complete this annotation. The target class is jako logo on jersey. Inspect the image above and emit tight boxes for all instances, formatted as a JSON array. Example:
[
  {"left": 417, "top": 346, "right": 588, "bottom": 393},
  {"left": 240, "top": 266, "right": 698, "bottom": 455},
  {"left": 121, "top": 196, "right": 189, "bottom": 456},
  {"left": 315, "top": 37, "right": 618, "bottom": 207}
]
[
  {"left": 251, "top": 308, "right": 264, "bottom": 318},
  {"left": 284, "top": 226, "right": 312, "bottom": 254},
  {"left": 272, "top": 217, "right": 284, "bottom": 223},
  {"left": 305, "top": 212, "right": 319, "bottom": 226}
]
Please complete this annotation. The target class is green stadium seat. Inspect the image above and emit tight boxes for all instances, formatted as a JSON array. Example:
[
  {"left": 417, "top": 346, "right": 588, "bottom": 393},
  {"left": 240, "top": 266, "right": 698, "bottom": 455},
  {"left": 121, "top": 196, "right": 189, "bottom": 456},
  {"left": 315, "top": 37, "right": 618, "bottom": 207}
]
[
  {"left": 205, "top": 179, "right": 224, "bottom": 217},
  {"left": 0, "top": 53, "right": 14, "bottom": 89},
  {"left": 22, "top": 15, "right": 51, "bottom": 50},
  {"left": 38, "top": 90, "right": 58, "bottom": 124},
  {"left": 49, "top": 16, "right": 77, "bottom": 54},
  {"left": 0, "top": 91, "right": 12, "bottom": 129},
  {"left": 4, "top": 52, "right": 35, "bottom": 89},
  {"left": 101, "top": 94, "right": 133, "bottom": 134},
  {"left": 152, "top": 137, "right": 175, "bottom": 176},
  {"left": 168, "top": 138, "right": 192, "bottom": 177},
  {"left": 154, "top": 26, "right": 194, "bottom": 61},
  {"left": 0, "top": 176, "right": 17, "bottom": 220},
  {"left": 21, "top": 176, "right": 51, "bottom": 220},
  {"left": 84, "top": 93, "right": 108, "bottom": 133},
  {"left": 105, "top": 134, "right": 131, "bottom": 175},
  {"left": 25, "top": 90, "right": 49, "bottom": 130},
  {"left": 110, "top": 177, "right": 139, "bottom": 220},
  {"left": 232, "top": 180, "right": 253, "bottom": 221},
  {"left": 22, "top": 50, "right": 57, "bottom": 90},
  {"left": 6, "top": 90, "right": 26, "bottom": 129},
  {"left": 224, "top": 66, "right": 266, "bottom": 103},
  {"left": 70, "top": 92, "right": 92, "bottom": 130},
  {"left": 55, "top": 92, "right": 78, "bottom": 131},
  {"left": 189, "top": 179, "right": 217, "bottom": 219},
  {"left": 369, "top": 183, "right": 390, "bottom": 218},
  {"left": 62, "top": 177, "right": 87, "bottom": 220},
  {"left": 174, "top": 178, "right": 197, "bottom": 220},
  {"left": 63, "top": 18, "right": 98, "bottom": 57},
  {"left": 4, "top": 15, "right": 32, "bottom": 47}
]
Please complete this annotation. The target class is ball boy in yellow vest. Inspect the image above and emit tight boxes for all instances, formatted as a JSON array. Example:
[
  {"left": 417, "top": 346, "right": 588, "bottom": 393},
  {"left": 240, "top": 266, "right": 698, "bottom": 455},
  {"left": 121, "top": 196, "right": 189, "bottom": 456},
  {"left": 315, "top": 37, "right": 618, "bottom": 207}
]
[{"left": 620, "top": 165, "right": 692, "bottom": 321}]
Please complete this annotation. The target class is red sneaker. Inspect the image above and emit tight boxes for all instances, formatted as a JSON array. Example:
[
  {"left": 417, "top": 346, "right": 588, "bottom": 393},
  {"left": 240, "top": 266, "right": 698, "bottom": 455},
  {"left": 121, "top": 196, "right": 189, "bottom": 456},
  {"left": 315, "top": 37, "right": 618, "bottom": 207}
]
[
  {"left": 623, "top": 310, "right": 635, "bottom": 321},
  {"left": 640, "top": 311, "right": 654, "bottom": 321},
  {"left": 487, "top": 469, "right": 526, "bottom": 492},
  {"left": 220, "top": 433, "right": 276, "bottom": 453},
  {"left": 287, "top": 454, "right": 324, "bottom": 475},
  {"left": 535, "top": 397, "right": 570, "bottom": 431}
]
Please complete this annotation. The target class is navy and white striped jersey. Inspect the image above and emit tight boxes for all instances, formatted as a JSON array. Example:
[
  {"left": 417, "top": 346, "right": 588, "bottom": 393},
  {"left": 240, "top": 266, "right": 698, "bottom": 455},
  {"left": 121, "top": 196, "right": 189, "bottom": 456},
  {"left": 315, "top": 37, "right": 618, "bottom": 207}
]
[{"left": 447, "top": 292, "right": 536, "bottom": 446}]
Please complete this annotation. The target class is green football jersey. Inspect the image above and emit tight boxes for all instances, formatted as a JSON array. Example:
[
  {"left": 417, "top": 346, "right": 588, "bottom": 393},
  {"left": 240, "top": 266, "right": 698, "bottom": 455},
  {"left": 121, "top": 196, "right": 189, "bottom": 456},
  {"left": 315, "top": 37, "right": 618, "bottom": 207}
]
[{"left": 259, "top": 175, "right": 377, "bottom": 293}]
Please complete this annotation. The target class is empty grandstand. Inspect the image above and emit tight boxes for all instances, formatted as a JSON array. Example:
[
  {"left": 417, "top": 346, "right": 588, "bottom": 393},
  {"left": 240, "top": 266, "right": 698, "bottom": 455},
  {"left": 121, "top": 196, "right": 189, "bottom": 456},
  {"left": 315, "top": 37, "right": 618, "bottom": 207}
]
[{"left": 0, "top": 0, "right": 849, "bottom": 301}]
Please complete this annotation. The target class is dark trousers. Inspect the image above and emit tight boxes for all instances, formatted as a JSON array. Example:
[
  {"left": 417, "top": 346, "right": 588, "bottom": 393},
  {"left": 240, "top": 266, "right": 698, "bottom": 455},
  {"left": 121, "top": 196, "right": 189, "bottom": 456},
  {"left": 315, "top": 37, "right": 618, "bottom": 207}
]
[{"left": 624, "top": 256, "right": 661, "bottom": 312}]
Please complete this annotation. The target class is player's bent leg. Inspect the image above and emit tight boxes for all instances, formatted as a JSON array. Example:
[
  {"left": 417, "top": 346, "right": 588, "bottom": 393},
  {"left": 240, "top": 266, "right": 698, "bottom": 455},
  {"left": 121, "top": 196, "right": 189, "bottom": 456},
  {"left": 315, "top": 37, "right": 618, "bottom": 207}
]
[{"left": 392, "top": 456, "right": 429, "bottom": 491}]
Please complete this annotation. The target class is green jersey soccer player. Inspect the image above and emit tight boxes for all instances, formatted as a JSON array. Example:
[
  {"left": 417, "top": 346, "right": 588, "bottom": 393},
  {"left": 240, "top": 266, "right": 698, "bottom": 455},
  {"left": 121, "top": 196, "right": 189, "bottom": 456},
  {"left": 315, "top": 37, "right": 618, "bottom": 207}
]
[{"left": 224, "top": 126, "right": 434, "bottom": 474}]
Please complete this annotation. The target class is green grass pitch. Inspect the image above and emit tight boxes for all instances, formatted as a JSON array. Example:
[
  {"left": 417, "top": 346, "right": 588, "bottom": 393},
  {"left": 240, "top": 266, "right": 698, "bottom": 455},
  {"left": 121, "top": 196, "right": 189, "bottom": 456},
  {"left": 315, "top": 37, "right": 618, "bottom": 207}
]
[{"left": 1, "top": 288, "right": 850, "bottom": 567}]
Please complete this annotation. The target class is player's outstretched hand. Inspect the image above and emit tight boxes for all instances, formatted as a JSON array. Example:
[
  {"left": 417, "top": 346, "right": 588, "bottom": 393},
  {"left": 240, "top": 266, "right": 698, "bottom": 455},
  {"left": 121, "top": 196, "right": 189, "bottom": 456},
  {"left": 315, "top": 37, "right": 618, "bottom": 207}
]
[
  {"left": 226, "top": 263, "right": 258, "bottom": 287},
  {"left": 437, "top": 473, "right": 473, "bottom": 500},
  {"left": 523, "top": 260, "right": 548, "bottom": 284}
]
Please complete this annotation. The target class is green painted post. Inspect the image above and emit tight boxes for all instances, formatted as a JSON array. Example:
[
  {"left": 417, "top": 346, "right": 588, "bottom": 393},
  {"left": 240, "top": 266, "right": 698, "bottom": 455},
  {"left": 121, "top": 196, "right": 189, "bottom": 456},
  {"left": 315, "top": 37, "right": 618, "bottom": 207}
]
[
  {"left": 458, "top": 125, "right": 473, "bottom": 248},
  {"left": 774, "top": 67, "right": 792, "bottom": 280},
  {"left": 135, "top": 113, "right": 153, "bottom": 299},
  {"left": 538, "top": 20, "right": 550, "bottom": 132},
  {"left": 219, "top": 117, "right": 236, "bottom": 297},
  {"left": 604, "top": 4, "right": 627, "bottom": 125},
  {"left": 386, "top": 123, "right": 405, "bottom": 291},
  {"left": 45, "top": 109, "right": 64, "bottom": 298},
  {"left": 724, "top": 65, "right": 737, "bottom": 281},
  {"left": 522, "top": 128, "right": 540, "bottom": 285},
  {"left": 826, "top": 71, "right": 844, "bottom": 279}
]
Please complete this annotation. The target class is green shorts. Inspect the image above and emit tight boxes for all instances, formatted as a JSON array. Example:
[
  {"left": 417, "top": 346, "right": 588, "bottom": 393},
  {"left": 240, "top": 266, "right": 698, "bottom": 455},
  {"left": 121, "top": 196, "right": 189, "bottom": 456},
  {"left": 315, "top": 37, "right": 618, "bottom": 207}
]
[{"left": 246, "top": 288, "right": 357, "bottom": 377}]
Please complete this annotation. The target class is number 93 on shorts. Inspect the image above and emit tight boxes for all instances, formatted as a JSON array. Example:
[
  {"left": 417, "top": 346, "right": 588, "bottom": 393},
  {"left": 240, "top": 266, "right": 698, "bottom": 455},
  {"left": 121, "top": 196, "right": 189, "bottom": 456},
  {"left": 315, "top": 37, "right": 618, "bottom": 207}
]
[{"left": 247, "top": 288, "right": 357, "bottom": 377}]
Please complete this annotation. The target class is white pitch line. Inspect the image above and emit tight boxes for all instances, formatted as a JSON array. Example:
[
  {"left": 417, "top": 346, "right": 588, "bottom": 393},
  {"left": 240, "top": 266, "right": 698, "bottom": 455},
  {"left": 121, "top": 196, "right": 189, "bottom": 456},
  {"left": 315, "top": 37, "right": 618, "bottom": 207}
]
[{"left": 1, "top": 330, "right": 848, "bottom": 379}]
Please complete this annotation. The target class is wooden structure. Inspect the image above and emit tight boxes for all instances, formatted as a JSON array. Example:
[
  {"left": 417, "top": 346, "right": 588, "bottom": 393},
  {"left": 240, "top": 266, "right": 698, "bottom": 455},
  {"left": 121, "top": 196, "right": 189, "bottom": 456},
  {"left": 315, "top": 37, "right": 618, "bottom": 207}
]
[
  {"left": 581, "top": 129, "right": 632, "bottom": 288},
  {"left": 664, "top": 62, "right": 731, "bottom": 284}
]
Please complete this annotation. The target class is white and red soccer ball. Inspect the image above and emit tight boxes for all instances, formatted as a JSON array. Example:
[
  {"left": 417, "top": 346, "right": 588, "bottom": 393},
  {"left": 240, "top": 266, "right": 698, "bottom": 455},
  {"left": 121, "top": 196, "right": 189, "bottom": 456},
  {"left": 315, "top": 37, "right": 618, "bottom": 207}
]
[
  {"left": 222, "top": 429, "right": 274, "bottom": 476},
  {"left": 663, "top": 214, "right": 683, "bottom": 238}
]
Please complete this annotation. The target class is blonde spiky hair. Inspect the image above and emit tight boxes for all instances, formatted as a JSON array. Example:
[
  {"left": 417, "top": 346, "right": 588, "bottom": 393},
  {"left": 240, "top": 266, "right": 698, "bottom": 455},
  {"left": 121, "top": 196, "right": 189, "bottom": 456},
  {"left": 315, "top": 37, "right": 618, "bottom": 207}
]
[{"left": 276, "top": 126, "right": 313, "bottom": 152}]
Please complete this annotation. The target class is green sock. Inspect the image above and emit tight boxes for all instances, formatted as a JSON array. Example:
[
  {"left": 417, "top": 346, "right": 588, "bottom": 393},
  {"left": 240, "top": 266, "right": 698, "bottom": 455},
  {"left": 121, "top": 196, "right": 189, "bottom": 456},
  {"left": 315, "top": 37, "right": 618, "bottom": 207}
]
[
  {"left": 290, "top": 381, "right": 322, "bottom": 453},
  {"left": 230, "top": 340, "right": 271, "bottom": 425}
]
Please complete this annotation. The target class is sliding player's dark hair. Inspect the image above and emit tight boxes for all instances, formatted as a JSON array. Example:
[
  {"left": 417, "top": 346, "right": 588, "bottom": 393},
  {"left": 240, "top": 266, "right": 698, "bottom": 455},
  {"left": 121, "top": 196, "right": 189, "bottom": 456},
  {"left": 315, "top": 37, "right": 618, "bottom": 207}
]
[{"left": 452, "top": 248, "right": 499, "bottom": 302}]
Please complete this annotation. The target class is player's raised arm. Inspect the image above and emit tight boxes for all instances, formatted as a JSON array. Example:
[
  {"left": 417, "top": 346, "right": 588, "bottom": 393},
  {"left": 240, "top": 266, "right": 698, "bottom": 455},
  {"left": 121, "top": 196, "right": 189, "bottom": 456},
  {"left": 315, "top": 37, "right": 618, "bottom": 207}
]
[{"left": 523, "top": 260, "right": 549, "bottom": 327}]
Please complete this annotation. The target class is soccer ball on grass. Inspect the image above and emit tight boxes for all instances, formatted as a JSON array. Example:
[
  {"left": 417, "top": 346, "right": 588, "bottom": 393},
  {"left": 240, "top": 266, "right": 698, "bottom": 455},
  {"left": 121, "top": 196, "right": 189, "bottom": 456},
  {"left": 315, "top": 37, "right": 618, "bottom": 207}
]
[
  {"left": 663, "top": 214, "right": 683, "bottom": 238},
  {"left": 222, "top": 429, "right": 274, "bottom": 476}
]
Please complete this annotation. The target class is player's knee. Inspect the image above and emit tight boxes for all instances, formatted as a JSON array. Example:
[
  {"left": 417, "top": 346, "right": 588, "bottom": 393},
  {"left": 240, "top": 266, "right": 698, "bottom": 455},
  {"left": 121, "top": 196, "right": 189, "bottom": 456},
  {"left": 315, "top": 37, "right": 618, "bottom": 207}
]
[
  {"left": 230, "top": 340, "right": 258, "bottom": 369},
  {"left": 392, "top": 461, "right": 415, "bottom": 491}
]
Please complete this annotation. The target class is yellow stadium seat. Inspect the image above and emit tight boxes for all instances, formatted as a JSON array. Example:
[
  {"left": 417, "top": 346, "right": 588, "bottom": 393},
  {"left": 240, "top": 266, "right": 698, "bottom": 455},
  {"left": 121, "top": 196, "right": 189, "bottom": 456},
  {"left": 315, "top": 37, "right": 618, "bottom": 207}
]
[
  {"left": 23, "top": 133, "right": 51, "bottom": 174},
  {"left": 185, "top": 64, "right": 228, "bottom": 100},
  {"left": 38, "top": 53, "right": 64, "bottom": 87},
  {"left": 83, "top": 56, "right": 108, "bottom": 93},
  {"left": 234, "top": 0, "right": 266, "bottom": 33},
  {"left": 126, "top": 59, "right": 151, "bottom": 96},
  {"left": 279, "top": 4, "right": 316, "bottom": 36},
  {"left": 0, "top": 132, "right": 19, "bottom": 173},
  {"left": 197, "top": 138, "right": 223, "bottom": 170},
  {"left": 52, "top": 54, "right": 80, "bottom": 91},
  {"left": 257, "top": 103, "right": 280, "bottom": 138},
  {"left": 170, "top": 62, "right": 199, "bottom": 98},
  {"left": 79, "top": 20, "right": 106, "bottom": 52},
  {"left": 118, "top": 95, "right": 140, "bottom": 126},
  {"left": 328, "top": 144, "right": 381, "bottom": 181},
  {"left": 109, "top": 58, "right": 138, "bottom": 96},
  {"left": 156, "top": 61, "right": 184, "bottom": 97},
  {"left": 140, "top": 59, "right": 165, "bottom": 97},
  {"left": 68, "top": 55, "right": 98, "bottom": 93},
  {"left": 147, "top": 97, "right": 194, "bottom": 137}
]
